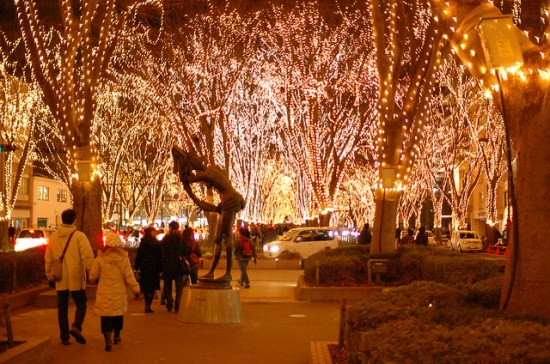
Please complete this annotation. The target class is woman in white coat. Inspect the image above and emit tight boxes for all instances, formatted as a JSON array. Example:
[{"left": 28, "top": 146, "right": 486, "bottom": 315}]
[{"left": 89, "top": 232, "right": 140, "bottom": 352}]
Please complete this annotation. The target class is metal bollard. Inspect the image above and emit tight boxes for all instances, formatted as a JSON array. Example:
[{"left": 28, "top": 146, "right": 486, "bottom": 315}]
[{"left": 338, "top": 297, "right": 347, "bottom": 348}]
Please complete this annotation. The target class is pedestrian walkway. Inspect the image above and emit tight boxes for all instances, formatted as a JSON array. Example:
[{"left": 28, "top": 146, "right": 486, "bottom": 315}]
[{"left": 8, "top": 269, "right": 341, "bottom": 364}]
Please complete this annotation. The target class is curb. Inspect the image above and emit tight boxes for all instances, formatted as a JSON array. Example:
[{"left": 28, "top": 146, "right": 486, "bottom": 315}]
[
  {"left": 296, "top": 276, "right": 385, "bottom": 302},
  {"left": 4, "top": 287, "right": 51, "bottom": 311},
  {"left": 0, "top": 337, "right": 50, "bottom": 364},
  {"left": 310, "top": 341, "right": 336, "bottom": 364}
]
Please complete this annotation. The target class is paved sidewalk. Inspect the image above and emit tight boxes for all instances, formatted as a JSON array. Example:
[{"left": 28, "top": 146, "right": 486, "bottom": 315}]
[{"left": 9, "top": 269, "right": 341, "bottom": 364}]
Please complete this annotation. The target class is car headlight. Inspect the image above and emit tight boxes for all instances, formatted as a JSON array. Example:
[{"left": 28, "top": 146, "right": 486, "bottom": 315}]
[{"left": 270, "top": 246, "right": 280, "bottom": 253}]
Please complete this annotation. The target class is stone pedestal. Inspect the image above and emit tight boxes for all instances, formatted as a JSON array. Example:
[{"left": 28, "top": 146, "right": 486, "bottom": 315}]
[{"left": 178, "top": 284, "right": 243, "bottom": 324}]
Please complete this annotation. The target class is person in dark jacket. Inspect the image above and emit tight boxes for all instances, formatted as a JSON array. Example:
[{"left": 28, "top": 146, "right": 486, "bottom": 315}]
[
  {"left": 134, "top": 227, "right": 162, "bottom": 313},
  {"left": 358, "top": 223, "right": 372, "bottom": 245},
  {"left": 400, "top": 228, "right": 415, "bottom": 245},
  {"left": 415, "top": 226, "right": 429, "bottom": 247},
  {"left": 161, "top": 221, "right": 187, "bottom": 313}
]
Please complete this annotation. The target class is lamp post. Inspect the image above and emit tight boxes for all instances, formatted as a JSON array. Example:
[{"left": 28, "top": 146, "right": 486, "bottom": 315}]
[{"left": 477, "top": 16, "right": 523, "bottom": 310}]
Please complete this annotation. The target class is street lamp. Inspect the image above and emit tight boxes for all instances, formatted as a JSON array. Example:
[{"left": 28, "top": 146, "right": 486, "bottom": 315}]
[{"left": 477, "top": 15, "right": 523, "bottom": 310}]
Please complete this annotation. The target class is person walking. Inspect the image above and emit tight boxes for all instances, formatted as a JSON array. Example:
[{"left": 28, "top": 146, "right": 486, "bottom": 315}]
[
  {"left": 358, "top": 223, "right": 372, "bottom": 245},
  {"left": 161, "top": 221, "right": 187, "bottom": 313},
  {"left": 182, "top": 225, "right": 201, "bottom": 285},
  {"left": 415, "top": 226, "right": 429, "bottom": 247},
  {"left": 88, "top": 232, "right": 140, "bottom": 352},
  {"left": 45, "top": 209, "right": 95, "bottom": 346},
  {"left": 8, "top": 225, "right": 15, "bottom": 248},
  {"left": 400, "top": 228, "right": 415, "bottom": 246},
  {"left": 235, "top": 227, "right": 256, "bottom": 289},
  {"left": 134, "top": 227, "right": 162, "bottom": 313}
]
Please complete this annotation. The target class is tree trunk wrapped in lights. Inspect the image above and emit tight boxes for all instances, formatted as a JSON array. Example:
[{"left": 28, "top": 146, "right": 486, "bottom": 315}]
[{"left": 369, "top": 0, "right": 449, "bottom": 252}]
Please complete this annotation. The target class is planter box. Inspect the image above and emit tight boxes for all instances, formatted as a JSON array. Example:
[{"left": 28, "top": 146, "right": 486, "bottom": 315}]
[
  {"left": 296, "top": 276, "right": 385, "bottom": 302},
  {"left": 0, "top": 337, "right": 49, "bottom": 364}
]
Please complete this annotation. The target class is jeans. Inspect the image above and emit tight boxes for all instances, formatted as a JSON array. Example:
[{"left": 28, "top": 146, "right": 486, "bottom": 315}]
[
  {"left": 162, "top": 272, "right": 184, "bottom": 311},
  {"left": 57, "top": 289, "right": 87, "bottom": 341},
  {"left": 238, "top": 259, "right": 250, "bottom": 285}
]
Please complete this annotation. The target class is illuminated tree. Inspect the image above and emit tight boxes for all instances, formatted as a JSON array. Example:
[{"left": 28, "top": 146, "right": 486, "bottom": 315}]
[
  {"left": 432, "top": 0, "right": 550, "bottom": 320},
  {"left": 333, "top": 160, "right": 378, "bottom": 230},
  {"left": 397, "top": 170, "right": 429, "bottom": 230},
  {"left": 0, "top": 60, "right": 52, "bottom": 249},
  {"left": 133, "top": 6, "right": 262, "bottom": 236},
  {"left": 257, "top": 159, "right": 299, "bottom": 224},
  {"left": 465, "top": 96, "right": 508, "bottom": 247},
  {"left": 264, "top": 2, "right": 378, "bottom": 225},
  {"left": 368, "top": 0, "right": 452, "bottom": 253},
  {"left": 94, "top": 79, "right": 174, "bottom": 227},
  {"left": 423, "top": 59, "right": 485, "bottom": 231},
  {"left": 228, "top": 59, "right": 287, "bottom": 223},
  {"left": 414, "top": 123, "right": 450, "bottom": 240},
  {"left": 14, "top": 0, "right": 138, "bottom": 248}
]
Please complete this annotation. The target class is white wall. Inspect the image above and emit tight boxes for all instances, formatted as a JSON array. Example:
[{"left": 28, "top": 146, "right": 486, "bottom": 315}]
[{"left": 32, "top": 176, "right": 72, "bottom": 228}]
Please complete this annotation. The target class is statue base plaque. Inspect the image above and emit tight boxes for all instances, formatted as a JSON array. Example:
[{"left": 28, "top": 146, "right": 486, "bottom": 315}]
[{"left": 178, "top": 282, "right": 243, "bottom": 324}]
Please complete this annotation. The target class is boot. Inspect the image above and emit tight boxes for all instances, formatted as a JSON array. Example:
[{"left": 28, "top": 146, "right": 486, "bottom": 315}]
[
  {"left": 103, "top": 331, "right": 113, "bottom": 352},
  {"left": 145, "top": 293, "right": 153, "bottom": 313},
  {"left": 114, "top": 329, "right": 121, "bottom": 345}
]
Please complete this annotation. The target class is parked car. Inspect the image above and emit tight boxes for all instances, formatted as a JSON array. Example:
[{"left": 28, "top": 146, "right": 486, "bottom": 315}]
[
  {"left": 263, "top": 227, "right": 339, "bottom": 259},
  {"left": 450, "top": 230, "right": 483, "bottom": 252},
  {"left": 14, "top": 228, "right": 56, "bottom": 252}
]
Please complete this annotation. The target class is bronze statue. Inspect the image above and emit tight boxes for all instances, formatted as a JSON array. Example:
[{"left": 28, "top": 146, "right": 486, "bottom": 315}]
[{"left": 172, "top": 147, "right": 245, "bottom": 282}]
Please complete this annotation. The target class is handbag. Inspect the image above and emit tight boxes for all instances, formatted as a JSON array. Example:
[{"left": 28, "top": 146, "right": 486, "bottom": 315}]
[
  {"left": 48, "top": 231, "right": 76, "bottom": 282},
  {"left": 178, "top": 255, "right": 191, "bottom": 275},
  {"left": 189, "top": 240, "right": 200, "bottom": 268}
]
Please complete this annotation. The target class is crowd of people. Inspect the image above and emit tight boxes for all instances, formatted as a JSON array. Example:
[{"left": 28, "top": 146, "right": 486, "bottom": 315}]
[
  {"left": 46, "top": 210, "right": 421, "bottom": 353},
  {"left": 45, "top": 209, "right": 205, "bottom": 353}
]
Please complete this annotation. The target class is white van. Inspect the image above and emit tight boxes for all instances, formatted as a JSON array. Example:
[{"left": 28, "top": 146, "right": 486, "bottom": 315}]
[
  {"left": 450, "top": 230, "right": 482, "bottom": 252},
  {"left": 263, "top": 227, "right": 339, "bottom": 259}
]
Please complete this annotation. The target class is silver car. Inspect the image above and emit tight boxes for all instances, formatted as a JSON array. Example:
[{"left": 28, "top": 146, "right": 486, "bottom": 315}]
[
  {"left": 263, "top": 227, "right": 339, "bottom": 259},
  {"left": 450, "top": 230, "right": 483, "bottom": 252}
]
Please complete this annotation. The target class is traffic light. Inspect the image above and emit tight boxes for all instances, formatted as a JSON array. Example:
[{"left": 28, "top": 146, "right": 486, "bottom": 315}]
[{"left": 0, "top": 144, "right": 15, "bottom": 152}]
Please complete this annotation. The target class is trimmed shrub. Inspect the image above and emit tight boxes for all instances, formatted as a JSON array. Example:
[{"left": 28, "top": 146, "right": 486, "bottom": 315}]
[
  {"left": 0, "top": 247, "right": 48, "bottom": 292},
  {"left": 345, "top": 281, "right": 550, "bottom": 364},
  {"left": 304, "top": 244, "right": 504, "bottom": 287},
  {"left": 303, "top": 246, "right": 370, "bottom": 286},
  {"left": 464, "top": 276, "right": 503, "bottom": 309},
  {"left": 358, "top": 317, "right": 550, "bottom": 364}
]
